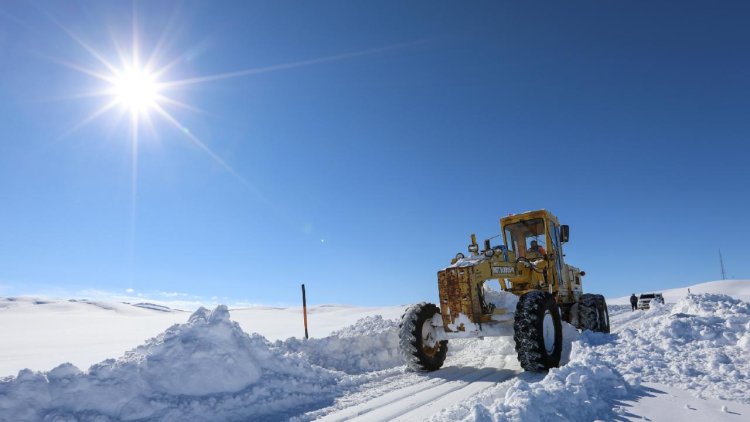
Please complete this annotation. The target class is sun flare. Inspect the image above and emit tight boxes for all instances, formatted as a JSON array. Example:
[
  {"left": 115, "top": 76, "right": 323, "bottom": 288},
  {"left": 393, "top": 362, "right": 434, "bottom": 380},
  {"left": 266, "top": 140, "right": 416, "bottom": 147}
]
[
  {"left": 52, "top": 14, "right": 387, "bottom": 196},
  {"left": 111, "top": 67, "right": 160, "bottom": 114}
]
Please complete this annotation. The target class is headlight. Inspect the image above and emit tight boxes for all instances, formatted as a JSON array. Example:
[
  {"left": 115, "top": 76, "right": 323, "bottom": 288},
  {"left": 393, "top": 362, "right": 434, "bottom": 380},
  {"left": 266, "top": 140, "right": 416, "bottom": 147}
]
[
  {"left": 484, "top": 249, "right": 494, "bottom": 258},
  {"left": 455, "top": 252, "right": 465, "bottom": 260},
  {"left": 468, "top": 244, "right": 479, "bottom": 253}
]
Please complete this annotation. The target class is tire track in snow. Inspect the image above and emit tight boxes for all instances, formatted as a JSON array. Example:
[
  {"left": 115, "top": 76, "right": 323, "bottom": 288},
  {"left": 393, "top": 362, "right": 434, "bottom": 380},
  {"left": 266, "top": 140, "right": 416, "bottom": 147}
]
[
  {"left": 316, "top": 366, "right": 480, "bottom": 421},
  {"left": 387, "top": 368, "right": 519, "bottom": 422},
  {"left": 610, "top": 305, "right": 671, "bottom": 334},
  {"left": 611, "top": 312, "right": 648, "bottom": 334},
  {"left": 317, "top": 365, "right": 520, "bottom": 421}
]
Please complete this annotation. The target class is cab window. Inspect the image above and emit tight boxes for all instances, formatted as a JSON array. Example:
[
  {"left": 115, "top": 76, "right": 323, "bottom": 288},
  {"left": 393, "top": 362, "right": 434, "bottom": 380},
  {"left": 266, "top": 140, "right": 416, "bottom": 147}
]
[{"left": 504, "top": 218, "right": 547, "bottom": 258}]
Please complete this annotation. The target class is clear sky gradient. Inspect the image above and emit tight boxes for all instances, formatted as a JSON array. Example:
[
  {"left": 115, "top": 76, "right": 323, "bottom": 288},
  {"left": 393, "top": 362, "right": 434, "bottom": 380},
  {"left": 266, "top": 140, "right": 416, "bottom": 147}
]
[{"left": 0, "top": 1, "right": 748, "bottom": 306}]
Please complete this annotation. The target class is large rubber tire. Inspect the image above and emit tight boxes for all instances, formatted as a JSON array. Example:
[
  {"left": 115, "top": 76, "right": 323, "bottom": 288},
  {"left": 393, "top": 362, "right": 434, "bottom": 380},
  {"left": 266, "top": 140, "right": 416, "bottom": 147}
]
[
  {"left": 578, "top": 293, "right": 610, "bottom": 333},
  {"left": 513, "top": 291, "right": 563, "bottom": 372},
  {"left": 398, "top": 303, "right": 448, "bottom": 371},
  {"left": 578, "top": 293, "right": 600, "bottom": 331},
  {"left": 595, "top": 294, "right": 610, "bottom": 334}
]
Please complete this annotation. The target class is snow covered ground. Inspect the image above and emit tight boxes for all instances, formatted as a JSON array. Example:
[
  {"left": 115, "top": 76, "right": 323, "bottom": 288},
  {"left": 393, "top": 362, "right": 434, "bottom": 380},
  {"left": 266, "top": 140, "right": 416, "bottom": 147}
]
[
  {"left": 609, "top": 279, "right": 750, "bottom": 304},
  {"left": 1, "top": 280, "right": 748, "bottom": 421},
  {"left": 0, "top": 297, "right": 403, "bottom": 377}
]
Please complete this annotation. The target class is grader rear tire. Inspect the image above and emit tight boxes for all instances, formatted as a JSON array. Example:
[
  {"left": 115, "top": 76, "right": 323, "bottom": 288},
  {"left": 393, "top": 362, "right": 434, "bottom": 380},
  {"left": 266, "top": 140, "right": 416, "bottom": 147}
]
[
  {"left": 595, "top": 295, "right": 610, "bottom": 333},
  {"left": 578, "top": 293, "right": 610, "bottom": 333},
  {"left": 513, "top": 291, "right": 563, "bottom": 372},
  {"left": 578, "top": 293, "right": 600, "bottom": 331},
  {"left": 398, "top": 303, "right": 448, "bottom": 371}
]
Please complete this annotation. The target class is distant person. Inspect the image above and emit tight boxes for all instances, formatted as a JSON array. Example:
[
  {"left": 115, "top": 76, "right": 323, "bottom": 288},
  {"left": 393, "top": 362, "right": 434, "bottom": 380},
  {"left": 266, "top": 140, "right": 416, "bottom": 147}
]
[
  {"left": 527, "top": 240, "right": 546, "bottom": 258},
  {"left": 630, "top": 293, "right": 638, "bottom": 311}
]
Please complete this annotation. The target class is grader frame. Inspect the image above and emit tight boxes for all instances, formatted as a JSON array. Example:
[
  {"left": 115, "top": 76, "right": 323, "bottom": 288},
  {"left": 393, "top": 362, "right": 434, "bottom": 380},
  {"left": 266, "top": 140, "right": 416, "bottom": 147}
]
[{"left": 399, "top": 209, "right": 609, "bottom": 372}]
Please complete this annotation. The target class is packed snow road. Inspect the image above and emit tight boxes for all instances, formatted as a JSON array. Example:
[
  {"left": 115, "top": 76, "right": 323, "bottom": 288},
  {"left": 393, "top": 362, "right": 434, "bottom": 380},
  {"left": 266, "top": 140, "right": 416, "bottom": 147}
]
[{"left": 312, "top": 357, "right": 520, "bottom": 421}]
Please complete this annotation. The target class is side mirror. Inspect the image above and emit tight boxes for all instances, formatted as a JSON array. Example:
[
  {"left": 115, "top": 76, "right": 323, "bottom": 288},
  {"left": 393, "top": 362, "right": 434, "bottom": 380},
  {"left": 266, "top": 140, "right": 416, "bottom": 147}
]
[{"left": 560, "top": 225, "right": 570, "bottom": 243}]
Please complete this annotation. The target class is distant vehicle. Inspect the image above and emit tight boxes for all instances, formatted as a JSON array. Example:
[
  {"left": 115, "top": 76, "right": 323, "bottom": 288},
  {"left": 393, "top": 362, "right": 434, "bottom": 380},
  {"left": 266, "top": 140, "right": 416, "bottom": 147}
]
[{"left": 638, "top": 293, "right": 664, "bottom": 310}]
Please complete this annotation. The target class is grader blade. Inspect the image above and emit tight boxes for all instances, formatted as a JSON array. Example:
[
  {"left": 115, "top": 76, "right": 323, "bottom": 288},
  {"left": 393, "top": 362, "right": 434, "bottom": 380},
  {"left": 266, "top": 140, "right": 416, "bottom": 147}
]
[{"left": 437, "top": 267, "right": 482, "bottom": 331}]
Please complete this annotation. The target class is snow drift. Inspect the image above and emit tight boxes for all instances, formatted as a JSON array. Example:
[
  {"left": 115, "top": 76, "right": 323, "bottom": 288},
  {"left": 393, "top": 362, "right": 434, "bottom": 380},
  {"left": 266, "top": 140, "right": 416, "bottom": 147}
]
[
  {"left": 429, "top": 355, "right": 631, "bottom": 422},
  {"left": 0, "top": 306, "right": 343, "bottom": 421},
  {"left": 278, "top": 315, "right": 401, "bottom": 374},
  {"left": 606, "top": 293, "right": 750, "bottom": 403}
]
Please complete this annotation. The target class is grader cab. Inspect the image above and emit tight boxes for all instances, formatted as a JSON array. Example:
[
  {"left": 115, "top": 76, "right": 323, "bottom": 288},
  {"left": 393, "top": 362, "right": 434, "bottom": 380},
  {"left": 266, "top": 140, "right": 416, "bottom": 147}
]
[{"left": 399, "top": 209, "right": 610, "bottom": 372}]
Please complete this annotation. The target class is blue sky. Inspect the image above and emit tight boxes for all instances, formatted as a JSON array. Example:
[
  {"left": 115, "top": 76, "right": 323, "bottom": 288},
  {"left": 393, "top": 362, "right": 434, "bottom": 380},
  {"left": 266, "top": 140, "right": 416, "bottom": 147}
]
[{"left": 0, "top": 1, "right": 748, "bottom": 307}]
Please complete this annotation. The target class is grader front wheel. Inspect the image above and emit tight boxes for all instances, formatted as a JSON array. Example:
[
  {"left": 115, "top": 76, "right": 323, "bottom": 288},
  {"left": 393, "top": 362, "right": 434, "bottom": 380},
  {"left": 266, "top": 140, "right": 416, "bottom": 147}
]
[
  {"left": 398, "top": 303, "right": 448, "bottom": 371},
  {"left": 513, "top": 291, "right": 563, "bottom": 371}
]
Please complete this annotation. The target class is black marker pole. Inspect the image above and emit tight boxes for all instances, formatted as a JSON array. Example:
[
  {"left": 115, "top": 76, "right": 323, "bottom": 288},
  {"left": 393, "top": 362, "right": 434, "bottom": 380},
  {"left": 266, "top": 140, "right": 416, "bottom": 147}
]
[{"left": 301, "top": 284, "right": 309, "bottom": 339}]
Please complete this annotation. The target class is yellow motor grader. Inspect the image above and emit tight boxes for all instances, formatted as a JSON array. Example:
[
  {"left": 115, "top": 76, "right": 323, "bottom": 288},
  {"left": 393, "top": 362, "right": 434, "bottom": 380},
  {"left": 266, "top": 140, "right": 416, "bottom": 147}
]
[{"left": 399, "top": 209, "right": 609, "bottom": 372}]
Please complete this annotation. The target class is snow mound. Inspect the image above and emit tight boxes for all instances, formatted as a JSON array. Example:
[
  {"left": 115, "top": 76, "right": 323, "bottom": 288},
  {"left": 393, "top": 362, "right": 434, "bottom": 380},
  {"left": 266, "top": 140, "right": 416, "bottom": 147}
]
[
  {"left": 0, "top": 306, "right": 340, "bottom": 421},
  {"left": 278, "top": 315, "right": 401, "bottom": 374},
  {"left": 494, "top": 356, "right": 629, "bottom": 420},
  {"left": 328, "top": 314, "right": 397, "bottom": 338},
  {"left": 431, "top": 352, "right": 630, "bottom": 421},
  {"left": 583, "top": 293, "right": 750, "bottom": 404},
  {"left": 671, "top": 292, "right": 749, "bottom": 318}
]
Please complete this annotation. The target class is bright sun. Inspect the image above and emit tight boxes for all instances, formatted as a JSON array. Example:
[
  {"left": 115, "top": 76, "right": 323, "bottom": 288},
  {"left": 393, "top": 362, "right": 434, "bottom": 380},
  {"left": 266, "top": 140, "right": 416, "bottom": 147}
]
[{"left": 112, "top": 68, "right": 160, "bottom": 114}]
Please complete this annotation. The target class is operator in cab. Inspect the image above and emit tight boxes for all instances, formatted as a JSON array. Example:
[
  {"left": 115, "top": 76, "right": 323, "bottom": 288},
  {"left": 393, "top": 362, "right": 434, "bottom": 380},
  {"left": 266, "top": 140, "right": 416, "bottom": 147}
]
[{"left": 527, "top": 240, "right": 546, "bottom": 258}]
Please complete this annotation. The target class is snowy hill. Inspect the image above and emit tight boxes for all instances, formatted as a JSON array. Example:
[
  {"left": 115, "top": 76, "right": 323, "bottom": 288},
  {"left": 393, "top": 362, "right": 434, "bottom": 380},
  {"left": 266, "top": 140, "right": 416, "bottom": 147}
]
[
  {"left": 129, "top": 302, "right": 185, "bottom": 312},
  {"left": 1, "top": 291, "right": 750, "bottom": 420},
  {"left": 608, "top": 279, "right": 750, "bottom": 304}
]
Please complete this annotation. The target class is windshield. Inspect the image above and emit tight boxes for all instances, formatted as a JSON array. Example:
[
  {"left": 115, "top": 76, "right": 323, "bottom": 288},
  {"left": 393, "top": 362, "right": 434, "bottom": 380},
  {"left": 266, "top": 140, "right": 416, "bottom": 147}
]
[
  {"left": 640, "top": 294, "right": 655, "bottom": 299},
  {"left": 504, "top": 218, "right": 547, "bottom": 258}
]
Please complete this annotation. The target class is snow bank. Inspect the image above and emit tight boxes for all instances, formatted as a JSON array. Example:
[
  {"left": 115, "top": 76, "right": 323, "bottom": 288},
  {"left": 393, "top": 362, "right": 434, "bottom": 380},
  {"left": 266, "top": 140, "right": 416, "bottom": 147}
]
[
  {"left": 0, "top": 306, "right": 340, "bottom": 421},
  {"left": 491, "top": 355, "right": 629, "bottom": 420},
  {"left": 430, "top": 352, "right": 630, "bottom": 422},
  {"left": 277, "top": 315, "right": 402, "bottom": 374},
  {"left": 599, "top": 293, "right": 750, "bottom": 403}
]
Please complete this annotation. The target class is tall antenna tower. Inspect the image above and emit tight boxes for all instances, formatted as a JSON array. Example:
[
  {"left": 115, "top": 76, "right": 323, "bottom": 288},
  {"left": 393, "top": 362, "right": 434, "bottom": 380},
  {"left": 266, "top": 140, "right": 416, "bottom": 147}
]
[{"left": 719, "top": 249, "right": 727, "bottom": 280}]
